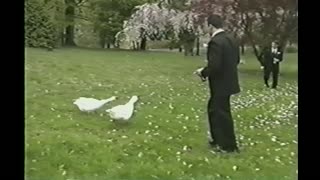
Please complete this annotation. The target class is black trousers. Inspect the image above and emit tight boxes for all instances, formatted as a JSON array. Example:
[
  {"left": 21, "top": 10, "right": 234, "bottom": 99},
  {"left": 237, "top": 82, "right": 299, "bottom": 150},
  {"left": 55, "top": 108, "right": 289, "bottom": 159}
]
[
  {"left": 264, "top": 63, "right": 279, "bottom": 88},
  {"left": 207, "top": 95, "right": 238, "bottom": 151}
]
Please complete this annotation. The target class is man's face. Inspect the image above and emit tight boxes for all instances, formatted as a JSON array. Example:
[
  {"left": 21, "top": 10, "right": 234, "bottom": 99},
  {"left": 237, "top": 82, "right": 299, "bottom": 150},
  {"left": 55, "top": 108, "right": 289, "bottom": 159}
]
[
  {"left": 271, "top": 42, "right": 277, "bottom": 48},
  {"left": 204, "top": 24, "right": 217, "bottom": 36},
  {"left": 203, "top": 23, "right": 210, "bottom": 35}
]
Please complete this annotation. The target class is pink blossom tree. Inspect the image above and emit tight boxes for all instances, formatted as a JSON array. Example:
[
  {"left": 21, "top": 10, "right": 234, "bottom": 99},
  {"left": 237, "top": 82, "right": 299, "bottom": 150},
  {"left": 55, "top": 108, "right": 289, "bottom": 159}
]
[{"left": 115, "top": 1, "right": 206, "bottom": 55}]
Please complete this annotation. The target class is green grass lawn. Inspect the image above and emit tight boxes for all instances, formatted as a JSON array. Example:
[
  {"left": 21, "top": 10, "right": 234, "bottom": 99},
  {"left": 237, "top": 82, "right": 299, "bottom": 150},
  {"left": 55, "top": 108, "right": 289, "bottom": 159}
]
[{"left": 25, "top": 47, "right": 297, "bottom": 180}]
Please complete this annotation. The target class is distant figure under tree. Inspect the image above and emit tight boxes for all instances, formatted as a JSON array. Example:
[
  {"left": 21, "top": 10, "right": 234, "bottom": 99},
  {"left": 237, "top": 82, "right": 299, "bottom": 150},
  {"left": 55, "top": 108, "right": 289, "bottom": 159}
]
[{"left": 259, "top": 41, "right": 284, "bottom": 89}]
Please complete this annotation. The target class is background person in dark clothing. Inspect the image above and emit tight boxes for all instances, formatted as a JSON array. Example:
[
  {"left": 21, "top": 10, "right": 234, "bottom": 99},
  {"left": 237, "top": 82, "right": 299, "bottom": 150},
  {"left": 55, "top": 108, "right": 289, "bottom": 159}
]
[
  {"left": 194, "top": 14, "right": 241, "bottom": 153},
  {"left": 259, "top": 41, "right": 284, "bottom": 89}
]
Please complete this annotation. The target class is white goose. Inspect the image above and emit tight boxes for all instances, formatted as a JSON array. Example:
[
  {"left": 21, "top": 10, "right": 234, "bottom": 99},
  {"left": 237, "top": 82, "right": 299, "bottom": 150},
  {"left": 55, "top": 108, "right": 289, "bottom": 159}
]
[
  {"left": 73, "top": 96, "right": 116, "bottom": 113},
  {"left": 105, "top": 96, "right": 139, "bottom": 121}
]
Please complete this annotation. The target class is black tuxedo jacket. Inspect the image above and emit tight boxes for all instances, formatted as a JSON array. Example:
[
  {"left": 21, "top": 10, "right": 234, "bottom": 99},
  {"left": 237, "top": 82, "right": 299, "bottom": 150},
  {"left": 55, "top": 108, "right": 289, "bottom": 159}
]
[
  {"left": 201, "top": 32, "right": 241, "bottom": 96},
  {"left": 260, "top": 46, "right": 284, "bottom": 68}
]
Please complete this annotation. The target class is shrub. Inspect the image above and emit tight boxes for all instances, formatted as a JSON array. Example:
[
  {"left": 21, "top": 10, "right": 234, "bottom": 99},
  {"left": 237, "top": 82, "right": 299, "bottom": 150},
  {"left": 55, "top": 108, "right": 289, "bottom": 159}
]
[{"left": 25, "top": 0, "right": 57, "bottom": 49}]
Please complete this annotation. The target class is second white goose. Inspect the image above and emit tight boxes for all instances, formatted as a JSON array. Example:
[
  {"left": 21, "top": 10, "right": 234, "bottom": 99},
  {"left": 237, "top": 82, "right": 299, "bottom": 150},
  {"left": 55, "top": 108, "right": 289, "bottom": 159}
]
[{"left": 105, "top": 96, "right": 139, "bottom": 121}]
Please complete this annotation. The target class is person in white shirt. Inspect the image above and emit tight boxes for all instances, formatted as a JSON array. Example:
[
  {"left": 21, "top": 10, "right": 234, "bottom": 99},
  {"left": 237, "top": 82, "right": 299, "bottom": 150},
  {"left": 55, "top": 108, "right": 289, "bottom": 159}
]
[{"left": 259, "top": 41, "right": 284, "bottom": 89}]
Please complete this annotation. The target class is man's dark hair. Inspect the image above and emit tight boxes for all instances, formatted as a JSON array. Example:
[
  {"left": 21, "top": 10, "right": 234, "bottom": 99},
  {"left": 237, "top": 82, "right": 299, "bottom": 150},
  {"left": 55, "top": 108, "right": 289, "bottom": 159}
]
[
  {"left": 207, "top": 14, "right": 223, "bottom": 28},
  {"left": 272, "top": 41, "right": 279, "bottom": 45}
]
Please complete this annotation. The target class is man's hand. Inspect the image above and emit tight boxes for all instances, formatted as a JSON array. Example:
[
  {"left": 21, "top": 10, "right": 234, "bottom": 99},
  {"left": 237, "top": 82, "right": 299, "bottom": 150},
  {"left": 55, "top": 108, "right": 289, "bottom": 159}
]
[
  {"left": 194, "top": 67, "right": 204, "bottom": 75},
  {"left": 273, "top": 58, "right": 280, "bottom": 64},
  {"left": 193, "top": 67, "right": 206, "bottom": 82},
  {"left": 260, "top": 66, "right": 264, "bottom": 70}
]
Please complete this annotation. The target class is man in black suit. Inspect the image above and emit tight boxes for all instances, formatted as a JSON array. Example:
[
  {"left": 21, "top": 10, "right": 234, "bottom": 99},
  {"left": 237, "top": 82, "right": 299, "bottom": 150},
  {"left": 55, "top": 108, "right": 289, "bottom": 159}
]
[
  {"left": 259, "top": 41, "right": 284, "bottom": 89},
  {"left": 194, "top": 14, "right": 240, "bottom": 153}
]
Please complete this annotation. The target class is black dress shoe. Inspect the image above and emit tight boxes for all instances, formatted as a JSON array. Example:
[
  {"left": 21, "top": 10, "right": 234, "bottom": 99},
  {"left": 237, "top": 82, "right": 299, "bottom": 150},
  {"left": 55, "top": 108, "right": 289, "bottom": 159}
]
[{"left": 209, "top": 141, "right": 240, "bottom": 153}]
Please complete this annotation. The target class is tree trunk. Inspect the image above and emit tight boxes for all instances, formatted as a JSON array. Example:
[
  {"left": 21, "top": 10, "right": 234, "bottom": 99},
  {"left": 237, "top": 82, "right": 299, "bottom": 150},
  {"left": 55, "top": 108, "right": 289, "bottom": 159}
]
[
  {"left": 246, "top": 31, "right": 263, "bottom": 65},
  {"left": 64, "top": 0, "right": 76, "bottom": 46},
  {"left": 61, "top": 31, "right": 65, "bottom": 46},
  {"left": 99, "top": 39, "right": 105, "bottom": 48},
  {"left": 99, "top": 30, "right": 106, "bottom": 48},
  {"left": 183, "top": 43, "right": 194, "bottom": 56},
  {"left": 132, "top": 41, "right": 136, "bottom": 50},
  {"left": 183, "top": 44, "right": 188, "bottom": 56},
  {"left": 140, "top": 37, "right": 147, "bottom": 50},
  {"left": 65, "top": 25, "right": 76, "bottom": 46},
  {"left": 190, "top": 47, "right": 194, "bottom": 56},
  {"left": 251, "top": 44, "right": 260, "bottom": 62},
  {"left": 240, "top": 43, "right": 245, "bottom": 55},
  {"left": 107, "top": 43, "right": 110, "bottom": 49},
  {"left": 250, "top": 43, "right": 265, "bottom": 66},
  {"left": 179, "top": 47, "right": 182, "bottom": 52},
  {"left": 185, "top": 39, "right": 196, "bottom": 56},
  {"left": 196, "top": 37, "right": 200, "bottom": 56}
]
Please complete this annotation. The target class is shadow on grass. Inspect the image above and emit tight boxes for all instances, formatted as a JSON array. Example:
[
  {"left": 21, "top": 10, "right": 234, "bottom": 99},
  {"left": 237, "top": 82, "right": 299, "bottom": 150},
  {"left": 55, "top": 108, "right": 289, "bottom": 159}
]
[{"left": 110, "top": 120, "right": 131, "bottom": 128}]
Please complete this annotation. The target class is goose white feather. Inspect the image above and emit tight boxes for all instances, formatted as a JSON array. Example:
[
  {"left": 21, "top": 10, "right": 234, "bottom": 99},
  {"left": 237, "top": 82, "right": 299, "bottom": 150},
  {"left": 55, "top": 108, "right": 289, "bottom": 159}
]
[
  {"left": 106, "top": 96, "right": 138, "bottom": 120},
  {"left": 73, "top": 96, "right": 116, "bottom": 112}
]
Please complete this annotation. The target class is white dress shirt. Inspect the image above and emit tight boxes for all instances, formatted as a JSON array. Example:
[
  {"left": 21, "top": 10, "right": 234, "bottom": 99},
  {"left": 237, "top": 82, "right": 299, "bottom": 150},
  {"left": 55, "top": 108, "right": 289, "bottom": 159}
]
[{"left": 211, "top": 29, "right": 225, "bottom": 38}]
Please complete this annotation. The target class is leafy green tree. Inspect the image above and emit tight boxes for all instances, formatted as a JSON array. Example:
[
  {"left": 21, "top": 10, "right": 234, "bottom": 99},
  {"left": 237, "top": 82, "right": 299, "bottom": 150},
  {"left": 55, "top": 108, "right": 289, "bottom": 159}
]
[
  {"left": 25, "top": 0, "right": 57, "bottom": 49},
  {"left": 91, "top": 0, "right": 149, "bottom": 48}
]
